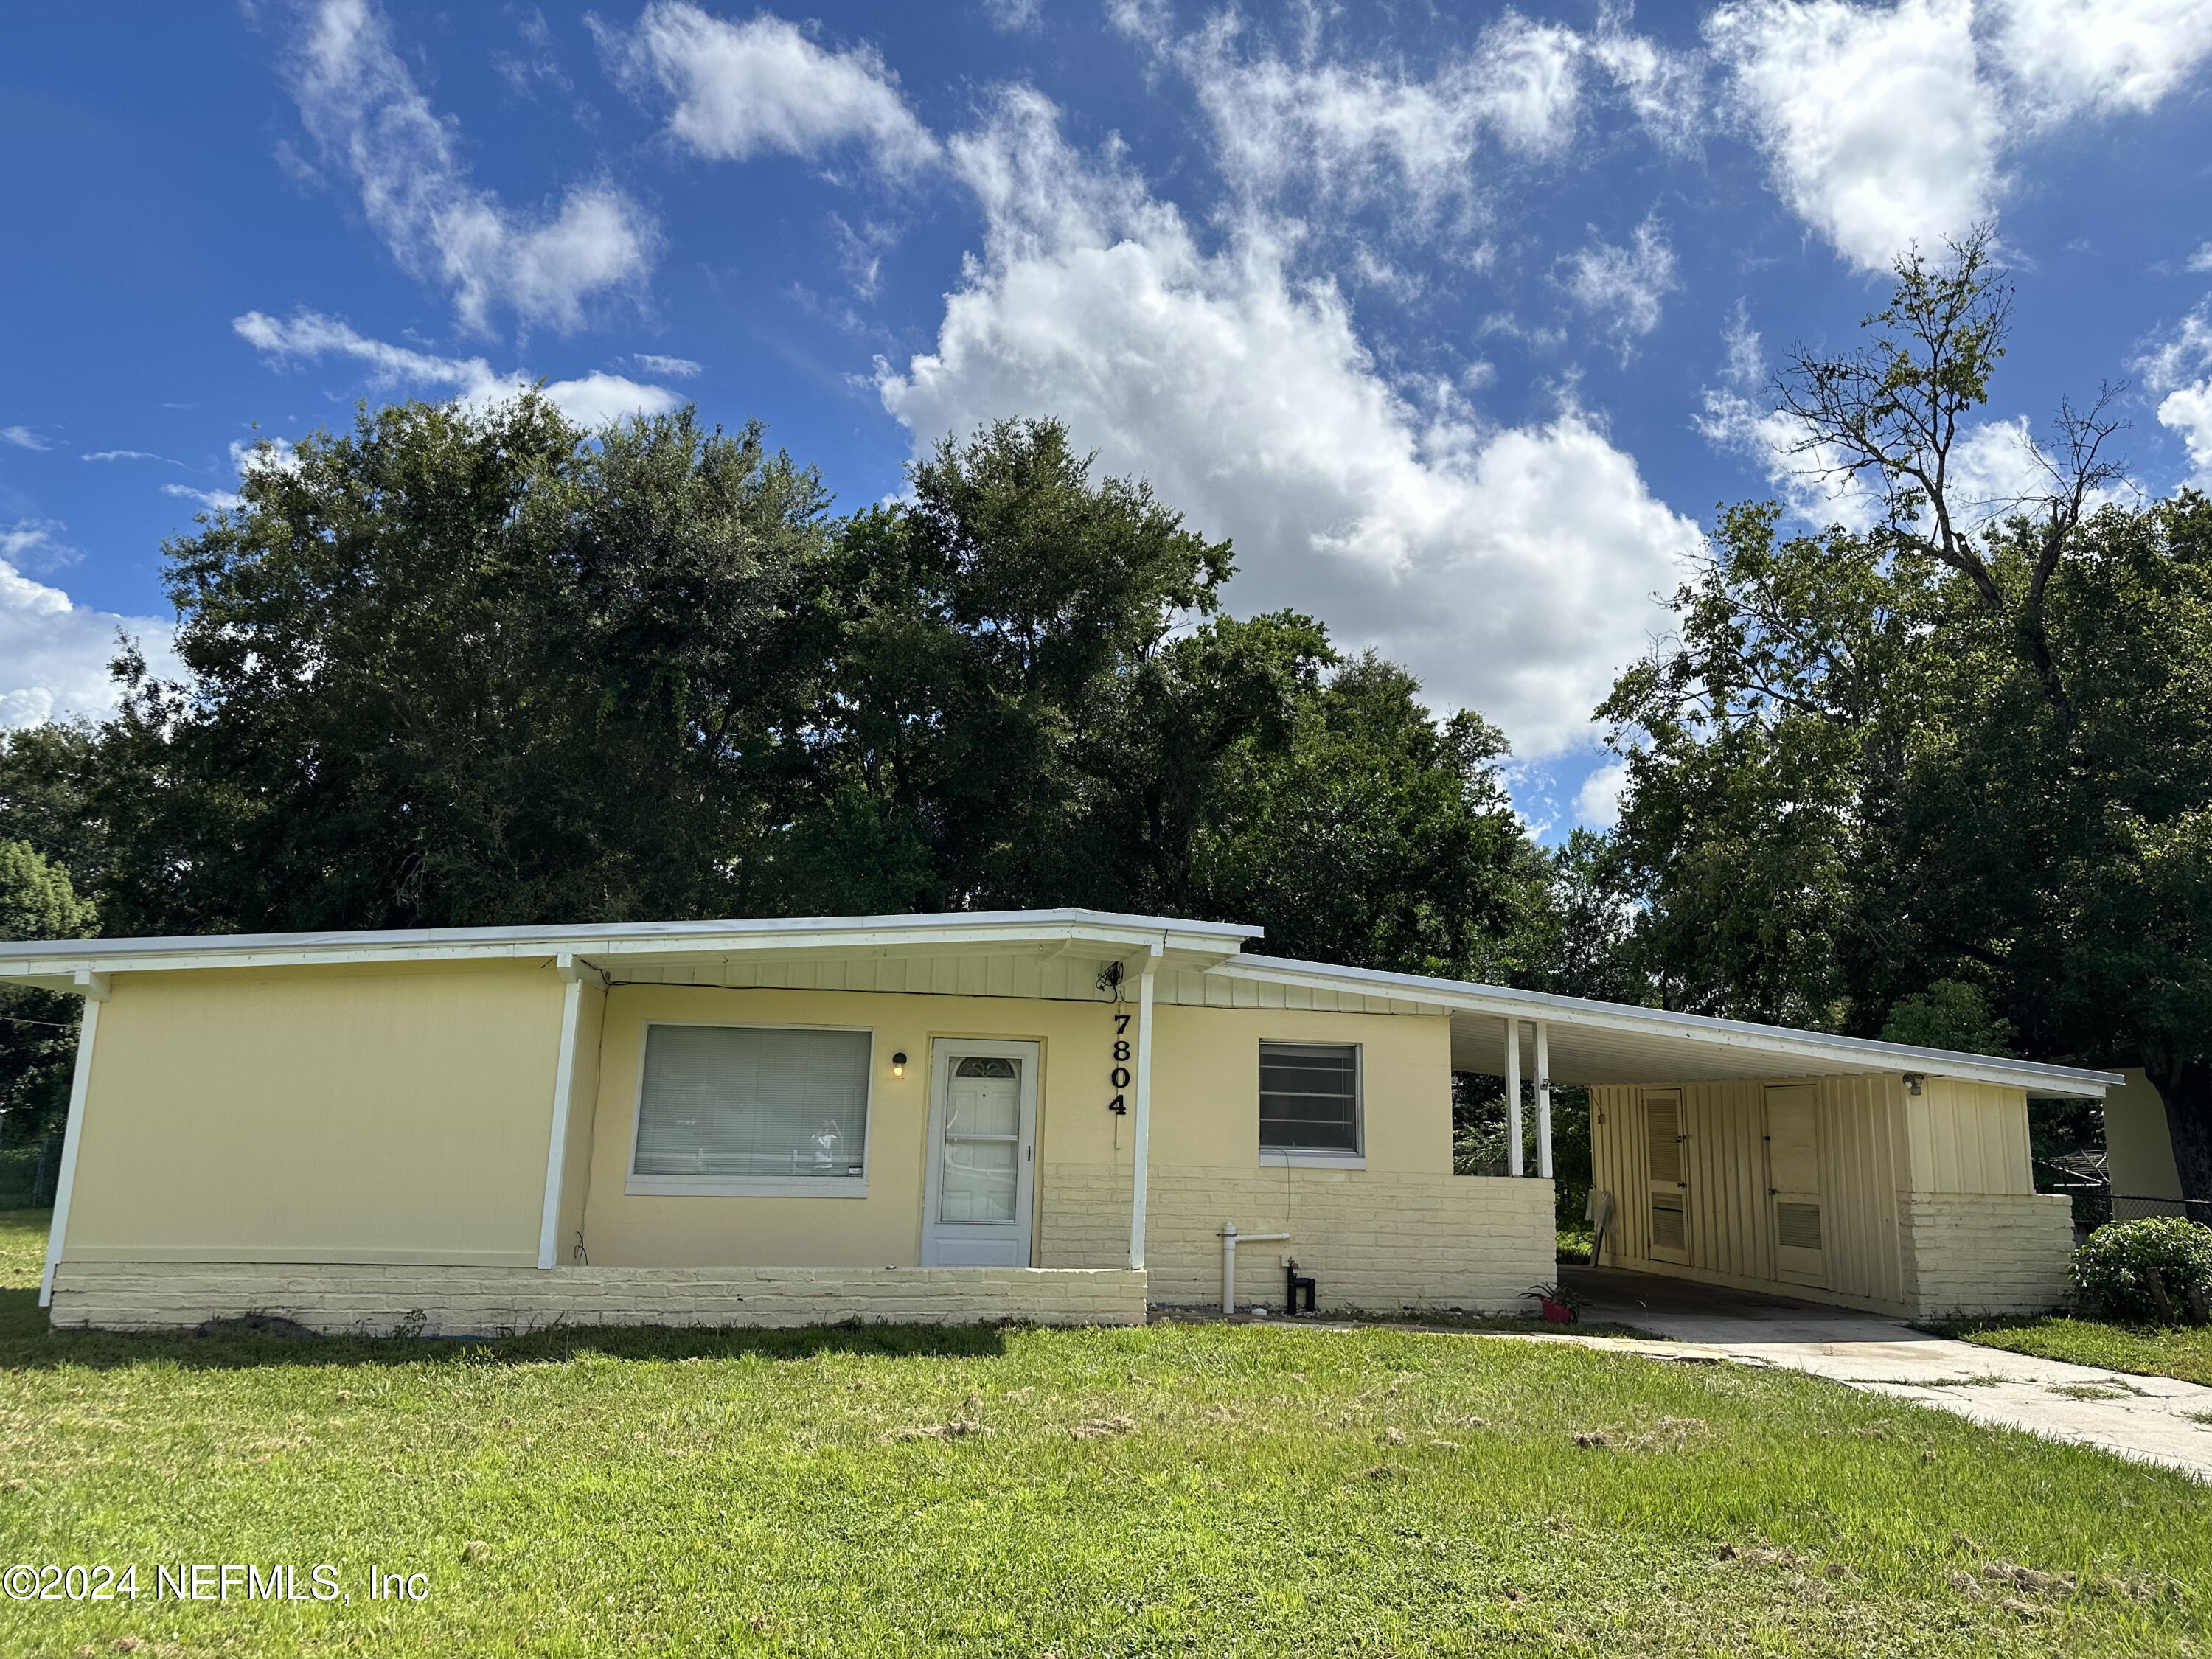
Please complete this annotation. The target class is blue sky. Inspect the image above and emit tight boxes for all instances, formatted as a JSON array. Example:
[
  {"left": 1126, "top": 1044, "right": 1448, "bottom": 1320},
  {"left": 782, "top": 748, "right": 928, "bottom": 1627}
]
[{"left": 6, "top": 1, "right": 2212, "bottom": 835}]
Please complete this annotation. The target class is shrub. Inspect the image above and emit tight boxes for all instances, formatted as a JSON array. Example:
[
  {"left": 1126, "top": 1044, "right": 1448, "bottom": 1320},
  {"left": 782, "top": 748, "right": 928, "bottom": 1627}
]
[{"left": 2068, "top": 1216, "right": 2212, "bottom": 1322}]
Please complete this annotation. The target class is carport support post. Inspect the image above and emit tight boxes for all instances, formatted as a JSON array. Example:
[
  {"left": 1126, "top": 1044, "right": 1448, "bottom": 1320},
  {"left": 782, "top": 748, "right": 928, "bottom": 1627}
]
[
  {"left": 1535, "top": 1020, "right": 1554, "bottom": 1180},
  {"left": 1127, "top": 941, "right": 1163, "bottom": 1271},
  {"left": 38, "top": 970, "right": 108, "bottom": 1309},
  {"left": 1505, "top": 1017, "right": 1523, "bottom": 1177}
]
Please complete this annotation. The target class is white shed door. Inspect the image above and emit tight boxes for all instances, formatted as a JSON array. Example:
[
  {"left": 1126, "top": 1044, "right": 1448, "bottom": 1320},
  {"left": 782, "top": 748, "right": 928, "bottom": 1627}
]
[
  {"left": 1644, "top": 1091, "right": 1689, "bottom": 1264},
  {"left": 921, "top": 1040, "right": 1039, "bottom": 1267},
  {"left": 1764, "top": 1084, "right": 1826, "bottom": 1287}
]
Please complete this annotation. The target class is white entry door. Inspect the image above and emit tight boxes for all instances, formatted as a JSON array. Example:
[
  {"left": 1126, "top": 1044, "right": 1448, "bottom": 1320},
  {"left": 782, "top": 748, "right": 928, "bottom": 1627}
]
[
  {"left": 921, "top": 1040, "right": 1040, "bottom": 1267},
  {"left": 1644, "top": 1089, "right": 1690, "bottom": 1265},
  {"left": 1764, "top": 1084, "right": 1827, "bottom": 1287}
]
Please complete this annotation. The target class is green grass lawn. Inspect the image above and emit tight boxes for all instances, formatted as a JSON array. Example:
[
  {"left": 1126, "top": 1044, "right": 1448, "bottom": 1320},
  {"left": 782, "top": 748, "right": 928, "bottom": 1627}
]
[
  {"left": 1933, "top": 1312, "right": 2212, "bottom": 1390},
  {"left": 4, "top": 1208, "right": 2210, "bottom": 1658}
]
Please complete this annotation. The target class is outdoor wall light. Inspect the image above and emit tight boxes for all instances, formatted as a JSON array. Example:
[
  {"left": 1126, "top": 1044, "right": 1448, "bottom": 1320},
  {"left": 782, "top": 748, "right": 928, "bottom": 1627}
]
[
  {"left": 1902, "top": 1071, "right": 1924, "bottom": 1096},
  {"left": 891, "top": 1052, "right": 908, "bottom": 1079}
]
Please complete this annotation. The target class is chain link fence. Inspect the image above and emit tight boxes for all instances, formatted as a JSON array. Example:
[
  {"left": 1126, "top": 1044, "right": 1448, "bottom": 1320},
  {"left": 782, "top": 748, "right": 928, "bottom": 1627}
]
[{"left": 0, "top": 1138, "right": 60, "bottom": 1208}]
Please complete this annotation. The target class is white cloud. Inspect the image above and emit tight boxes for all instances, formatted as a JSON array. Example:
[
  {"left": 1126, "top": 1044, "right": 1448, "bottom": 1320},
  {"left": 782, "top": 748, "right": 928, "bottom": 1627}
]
[
  {"left": 605, "top": 3, "right": 938, "bottom": 171},
  {"left": 234, "top": 309, "right": 684, "bottom": 427},
  {"left": 1708, "top": 0, "right": 1998, "bottom": 272},
  {"left": 1709, "top": 0, "right": 2212, "bottom": 272},
  {"left": 1138, "top": 10, "right": 1585, "bottom": 218},
  {"left": 1988, "top": 0, "right": 2212, "bottom": 122},
  {"left": 982, "top": 0, "right": 1043, "bottom": 32},
  {"left": 1573, "top": 759, "right": 1628, "bottom": 830},
  {"left": 81, "top": 449, "right": 180, "bottom": 465},
  {"left": 0, "top": 529, "right": 176, "bottom": 731},
  {"left": 1, "top": 426, "right": 49, "bottom": 451},
  {"left": 1562, "top": 215, "right": 1678, "bottom": 345},
  {"left": 878, "top": 91, "right": 1701, "bottom": 757},
  {"left": 631, "top": 352, "right": 702, "bottom": 378},
  {"left": 162, "top": 484, "right": 246, "bottom": 513},
  {"left": 285, "top": 0, "right": 656, "bottom": 333},
  {"left": 2138, "top": 299, "right": 2212, "bottom": 483},
  {"left": 1127, "top": 6, "right": 1701, "bottom": 222},
  {"left": 2190, "top": 243, "right": 2212, "bottom": 275}
]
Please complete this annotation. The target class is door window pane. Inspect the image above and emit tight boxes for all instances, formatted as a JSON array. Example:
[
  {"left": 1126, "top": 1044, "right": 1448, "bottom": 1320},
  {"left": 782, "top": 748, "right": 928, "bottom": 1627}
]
[{"left": 939, "top": 1057, "right": 1022, "bottom": 1222}]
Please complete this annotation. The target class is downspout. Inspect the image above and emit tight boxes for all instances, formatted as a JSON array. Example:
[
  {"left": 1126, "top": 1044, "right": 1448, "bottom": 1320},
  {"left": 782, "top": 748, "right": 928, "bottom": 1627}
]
[
  {"left": 536, "top": 953, "right": 602, "bottom": 1270},
  {"left": 1127, "top": 940, "right": 1164, "bottom": 1272},
  {"left": 38, "top": 969, "right": 109, "bottom": 1309}
]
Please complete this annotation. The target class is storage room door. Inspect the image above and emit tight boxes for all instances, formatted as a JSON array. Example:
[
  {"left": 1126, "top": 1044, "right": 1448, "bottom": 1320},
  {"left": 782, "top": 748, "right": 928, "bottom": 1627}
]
[
  {"left": 1644, "top": 1089, "right": 1689, "bottom": 1265},
  {"left": 1764, "top": 1084, "right": 1827, "bottom": 1287}
]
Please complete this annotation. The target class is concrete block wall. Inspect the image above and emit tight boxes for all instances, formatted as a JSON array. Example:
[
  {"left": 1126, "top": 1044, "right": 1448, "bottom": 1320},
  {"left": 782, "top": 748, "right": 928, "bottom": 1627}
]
[
  {"left": 1901, "top": 1192, "right": 2074, "bottom": 1317},
  {"left": 49, "top": 1262, "right": 1148, "bottom": 1338},
  {"left": 1041, "top": 1163, "right": 1556, "bottom": 1313}
]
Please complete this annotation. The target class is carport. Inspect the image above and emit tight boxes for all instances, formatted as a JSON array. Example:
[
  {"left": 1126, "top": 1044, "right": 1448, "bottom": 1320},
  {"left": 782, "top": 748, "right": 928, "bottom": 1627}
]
[{"left": 1217, "top": 957, "right": 2120, "bottom": 1319}]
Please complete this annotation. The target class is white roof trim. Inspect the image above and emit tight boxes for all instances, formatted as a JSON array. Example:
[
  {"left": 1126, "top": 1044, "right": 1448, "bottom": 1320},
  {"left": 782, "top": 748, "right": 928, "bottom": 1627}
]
[
  {"left": 0, "top": 905, "right": 2119, "bottom": 1096},
  {"left": 0, "top": 907, "right": 1259, "bottom": 983},
  {"left": 1214, "top": 953, "right": 2121, "bottom": 1097}
]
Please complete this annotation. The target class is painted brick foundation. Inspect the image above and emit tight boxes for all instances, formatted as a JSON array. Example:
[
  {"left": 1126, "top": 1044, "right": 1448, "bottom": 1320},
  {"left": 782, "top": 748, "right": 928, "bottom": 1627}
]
[
  {"left": 1901, "top": 1192, "right": 2075, "bottom": 1317},
  {"left": 49, "top": 1262, "right": 1148, "bottom": 1338},
  {"left": 1041, "top": 1164, "right": 1555, "bottom": 1313}
]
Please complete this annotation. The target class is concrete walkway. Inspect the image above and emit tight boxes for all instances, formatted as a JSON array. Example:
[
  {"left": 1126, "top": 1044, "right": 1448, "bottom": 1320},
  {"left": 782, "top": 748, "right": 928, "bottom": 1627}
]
[{"left": 1559, "top": 1266, "right": 2212, "bottom": 1481}]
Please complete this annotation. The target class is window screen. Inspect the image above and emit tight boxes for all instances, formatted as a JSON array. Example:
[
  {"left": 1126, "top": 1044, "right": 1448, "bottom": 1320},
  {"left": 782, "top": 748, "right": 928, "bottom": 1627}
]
[
  {"left": 1259, "top": 1043, "right": 1360, "bottom": 1152},
  {"left": 634, "top": 1025, "right": 870, "bottom": 1180}
]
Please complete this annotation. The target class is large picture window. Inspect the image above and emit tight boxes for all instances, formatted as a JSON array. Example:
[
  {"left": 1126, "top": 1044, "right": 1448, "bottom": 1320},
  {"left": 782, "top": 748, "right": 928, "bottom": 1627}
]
[
  {"left": 630, "top": 1024, "right": 872, "bottom": 1195},
  {"left": 1259, "top": 1042, "right": 1361, "bottom": 1157}
]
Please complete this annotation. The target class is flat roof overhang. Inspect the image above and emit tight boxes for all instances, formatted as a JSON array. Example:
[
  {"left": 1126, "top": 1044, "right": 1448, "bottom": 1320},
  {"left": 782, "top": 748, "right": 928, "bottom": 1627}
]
[
  {"left": 1217, "top": 955, "right": 2121, "bottom": 1099},
  {"left": 0, "top": 908, "right": 2119, "bottom": 1099},
  {"left": 0, "top": 908, "right": 1260, "bottom": 990}
]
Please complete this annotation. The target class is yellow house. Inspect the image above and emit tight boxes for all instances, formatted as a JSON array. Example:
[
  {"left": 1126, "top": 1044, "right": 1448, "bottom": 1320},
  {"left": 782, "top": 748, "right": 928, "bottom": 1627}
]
[{"left": 1, "top": 908, "right": 2117, "bottom": 1334}]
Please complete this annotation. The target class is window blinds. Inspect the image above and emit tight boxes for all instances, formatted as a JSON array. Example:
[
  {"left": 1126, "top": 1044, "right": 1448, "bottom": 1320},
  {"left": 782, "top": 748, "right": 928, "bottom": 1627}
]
[
  {"left": 1259, "top": 1042, "right": 1360, "bottom": 1151},
  {"left": 634, "top": 1025, "right": 871, "bottom": 1180}
]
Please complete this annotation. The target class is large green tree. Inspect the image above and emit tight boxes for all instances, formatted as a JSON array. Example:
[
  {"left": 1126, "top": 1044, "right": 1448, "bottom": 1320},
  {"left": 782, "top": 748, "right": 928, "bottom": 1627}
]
[
  {"left": 1604, "top": 234, "right": 2212, "bottom": 1200},
  {"left": 0, "top": 403, "right": 1541, "bottom": 990}
]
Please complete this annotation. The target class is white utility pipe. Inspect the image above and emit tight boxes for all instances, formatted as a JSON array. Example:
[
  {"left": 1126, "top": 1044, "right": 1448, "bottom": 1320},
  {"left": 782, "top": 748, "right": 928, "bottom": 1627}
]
[
  {"left": 1220, "top": 1222, "right": 1293, "bottom": 1315},
  {"left": 1535, "top": 1020, "right": 1554, "bottom": 1180},
  {"left": 1504, "top": 1016, "right": 1523, "bottom": 1177}
]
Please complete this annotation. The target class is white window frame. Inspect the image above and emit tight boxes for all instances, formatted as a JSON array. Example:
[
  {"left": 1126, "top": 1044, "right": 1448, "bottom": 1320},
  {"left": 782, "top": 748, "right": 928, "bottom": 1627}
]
[
  {"left": 1257, "top": 1039, "right": 1366, "bottom": 1169},
  {"left": 624, "top": 1019, "right": 876, "bottom": 1198}
]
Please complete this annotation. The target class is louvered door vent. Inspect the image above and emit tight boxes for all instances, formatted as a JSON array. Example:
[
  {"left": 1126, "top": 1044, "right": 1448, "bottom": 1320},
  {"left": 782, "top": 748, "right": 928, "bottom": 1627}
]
[
  {"left": 1651, "top": 1192, "right": 1686, "bottom": 1251},
  {"left": 1776, "top": 1201, "right": 1823, "bottom": 1251}
]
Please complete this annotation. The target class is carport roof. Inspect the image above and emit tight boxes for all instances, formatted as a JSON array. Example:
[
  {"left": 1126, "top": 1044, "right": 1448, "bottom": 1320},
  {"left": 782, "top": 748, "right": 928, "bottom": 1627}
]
[
  {"left": 1220, "top": 954, "right": 2121, "bottom": 1099},
  {"left": 0, "top": 905, "right": 2118, "bottom": 1098}
]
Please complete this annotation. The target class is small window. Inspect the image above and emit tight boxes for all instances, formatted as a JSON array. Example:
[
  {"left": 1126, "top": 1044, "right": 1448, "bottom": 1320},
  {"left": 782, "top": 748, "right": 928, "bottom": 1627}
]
[
  {"left": 633, "top": 1025, "right": 870, "bottom": 1192},
  {"left": 1259, "top": 1042, "right": 1360, "bottom": 1154}
]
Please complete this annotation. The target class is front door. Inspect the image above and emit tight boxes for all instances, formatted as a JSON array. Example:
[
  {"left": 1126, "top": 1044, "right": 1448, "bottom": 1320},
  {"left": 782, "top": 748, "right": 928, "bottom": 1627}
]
[
  {"left": 1764, "top": 1084, "right": 1827, "bottom": 1287},
  {"left": 1644, "top": 1089, "right": 1690, "bottom": 1265},
  {"left": 921, "top": 1040, "right": 1040, "bottom": 1267}
]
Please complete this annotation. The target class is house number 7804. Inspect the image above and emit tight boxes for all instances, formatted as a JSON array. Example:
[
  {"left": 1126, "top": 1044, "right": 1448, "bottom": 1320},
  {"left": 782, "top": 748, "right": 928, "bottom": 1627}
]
[{"left": 1108, "top": 1012, "right": 1131, "bottom": 1114}]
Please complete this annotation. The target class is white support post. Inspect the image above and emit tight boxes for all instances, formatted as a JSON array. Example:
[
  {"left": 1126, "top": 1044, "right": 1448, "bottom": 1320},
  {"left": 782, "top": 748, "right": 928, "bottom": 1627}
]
[
  {"left": 1536, "top": 1020, "right": 1554, "bottom": 1180},
  {"left": 38, "top": 970, "right": 109, "bottom": 1309},
  {"left": 536, "top": 953, "right": 597, "bottom": 1270},
  {"left": 1127, "top": 941, "right": 1163, "bottom": 1271},
  {"left": 1504, "top": 1016, "right": 1523, "bottom": 1177}
]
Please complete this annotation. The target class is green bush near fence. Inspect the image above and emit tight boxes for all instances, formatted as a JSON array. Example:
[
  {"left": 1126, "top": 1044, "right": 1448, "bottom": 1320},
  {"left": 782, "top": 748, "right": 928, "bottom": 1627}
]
[{"left": 2069, "top": 1217, "right": 2212, "bottom": 1323}]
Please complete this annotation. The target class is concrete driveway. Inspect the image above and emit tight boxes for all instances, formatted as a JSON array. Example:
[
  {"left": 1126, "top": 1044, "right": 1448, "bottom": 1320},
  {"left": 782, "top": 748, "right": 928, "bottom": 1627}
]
[{"left": 1559, "top": 1266, "right": 2212, "bottom": 1481}]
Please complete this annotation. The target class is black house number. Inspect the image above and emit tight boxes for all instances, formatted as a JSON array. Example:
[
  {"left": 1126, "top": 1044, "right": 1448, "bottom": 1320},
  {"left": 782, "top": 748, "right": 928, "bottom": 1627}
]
[{"left": 1108, "top": 1012, "right": 1130, "bottom": 1114}]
